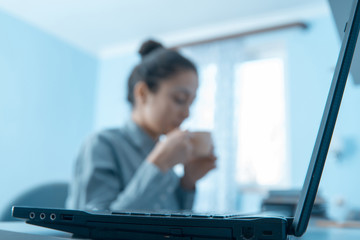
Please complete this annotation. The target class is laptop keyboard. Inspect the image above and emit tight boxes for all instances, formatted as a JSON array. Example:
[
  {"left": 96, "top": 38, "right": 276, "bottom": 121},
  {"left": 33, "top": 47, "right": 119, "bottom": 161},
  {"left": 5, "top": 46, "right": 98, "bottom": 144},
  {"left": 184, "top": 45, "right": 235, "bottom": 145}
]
[{"left": 111, "top": 211, "right": 252, "bottom": 219}]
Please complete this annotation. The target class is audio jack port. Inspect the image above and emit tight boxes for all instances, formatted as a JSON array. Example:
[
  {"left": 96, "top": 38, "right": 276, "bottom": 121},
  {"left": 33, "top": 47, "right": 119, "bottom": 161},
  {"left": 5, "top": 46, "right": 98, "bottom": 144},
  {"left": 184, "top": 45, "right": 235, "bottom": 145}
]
[{"left": 50, "top": 213, "right": 56, "bottom": 221}]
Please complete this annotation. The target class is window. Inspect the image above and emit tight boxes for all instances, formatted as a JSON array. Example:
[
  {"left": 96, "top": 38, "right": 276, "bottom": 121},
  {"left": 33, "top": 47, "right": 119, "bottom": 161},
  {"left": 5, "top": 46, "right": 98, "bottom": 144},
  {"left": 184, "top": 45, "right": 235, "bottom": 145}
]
[
  {"left": 181, "top": 35, "right": 289, "bottom": 211},
  {"left": 235, "top": 58, "right": 288, "bottom": 187}
]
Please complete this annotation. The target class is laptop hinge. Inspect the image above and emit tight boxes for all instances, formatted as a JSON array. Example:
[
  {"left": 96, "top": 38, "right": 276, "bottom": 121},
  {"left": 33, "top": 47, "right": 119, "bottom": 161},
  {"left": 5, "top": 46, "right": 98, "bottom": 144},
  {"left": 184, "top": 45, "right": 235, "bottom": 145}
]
[{"left": 286, "top": 217, "right": 295, "bottom": 235}]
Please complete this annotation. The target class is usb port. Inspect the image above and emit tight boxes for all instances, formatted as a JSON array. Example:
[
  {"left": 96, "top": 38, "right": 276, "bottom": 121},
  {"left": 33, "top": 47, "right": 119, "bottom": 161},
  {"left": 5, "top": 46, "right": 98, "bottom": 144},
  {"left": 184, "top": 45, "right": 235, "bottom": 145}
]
[{"left": 61, "top": 214, "right": 74, "bottom": 221}]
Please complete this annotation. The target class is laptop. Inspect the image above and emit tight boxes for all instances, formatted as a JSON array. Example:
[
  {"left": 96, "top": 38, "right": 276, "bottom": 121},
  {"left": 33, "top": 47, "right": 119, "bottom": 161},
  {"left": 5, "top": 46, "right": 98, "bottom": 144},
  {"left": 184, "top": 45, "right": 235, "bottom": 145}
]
[
  {"left": 12, "top": 1, "right": 360, "bottom": 239},
  {"left": 329, "top": 0, "right": 360, "bottom": 84}
]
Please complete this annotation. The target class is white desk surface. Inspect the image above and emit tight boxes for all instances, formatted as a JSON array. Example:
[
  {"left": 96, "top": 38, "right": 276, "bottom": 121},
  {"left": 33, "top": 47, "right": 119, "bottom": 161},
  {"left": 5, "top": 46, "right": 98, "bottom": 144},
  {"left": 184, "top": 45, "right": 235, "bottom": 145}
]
[{"left": 0, "top": 221, "right": 74, "bottom": 239}]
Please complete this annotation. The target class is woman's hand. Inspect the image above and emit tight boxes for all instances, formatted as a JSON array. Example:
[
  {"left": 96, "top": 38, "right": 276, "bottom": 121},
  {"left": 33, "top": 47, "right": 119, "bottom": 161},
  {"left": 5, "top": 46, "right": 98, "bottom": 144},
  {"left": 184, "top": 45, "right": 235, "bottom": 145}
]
[
  {"left": 147, "top": 129, "right": 193, "bottom": 172},
  {"left": 181, "top": 153, "right": 217, "bottom": 190}
]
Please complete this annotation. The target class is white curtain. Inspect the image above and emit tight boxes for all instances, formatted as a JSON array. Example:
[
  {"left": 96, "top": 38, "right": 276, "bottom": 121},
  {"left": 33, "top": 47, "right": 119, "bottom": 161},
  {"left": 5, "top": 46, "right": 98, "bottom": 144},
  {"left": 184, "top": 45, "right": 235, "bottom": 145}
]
[
  {"left": 181, "top": 38, "right": 247, "bottom": 212},
  {"left": 180, "top": 27, "right": 292, "bottom": 212}
]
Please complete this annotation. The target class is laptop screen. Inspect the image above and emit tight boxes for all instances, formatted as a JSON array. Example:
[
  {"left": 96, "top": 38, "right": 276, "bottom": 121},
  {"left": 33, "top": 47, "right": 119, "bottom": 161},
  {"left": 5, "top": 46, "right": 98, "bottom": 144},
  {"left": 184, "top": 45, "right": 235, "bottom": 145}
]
[
  {"left": 329, "top": 0, "right": 360, "bottom": 85},
  {"left": 292, "top": 0, "right": 360, "bottom": 236}
]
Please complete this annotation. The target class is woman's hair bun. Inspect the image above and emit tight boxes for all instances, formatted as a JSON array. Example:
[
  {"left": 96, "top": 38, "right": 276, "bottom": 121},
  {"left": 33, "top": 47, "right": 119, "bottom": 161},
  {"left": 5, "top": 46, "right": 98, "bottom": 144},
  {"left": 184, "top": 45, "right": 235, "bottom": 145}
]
[{"left": 138, "top": 39, "right": 164, "bottom": 59}]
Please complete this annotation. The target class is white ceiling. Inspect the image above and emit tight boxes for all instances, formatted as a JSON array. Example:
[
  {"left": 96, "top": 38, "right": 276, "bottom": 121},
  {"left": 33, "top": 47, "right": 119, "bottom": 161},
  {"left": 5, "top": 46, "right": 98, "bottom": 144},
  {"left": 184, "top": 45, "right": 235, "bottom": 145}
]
[{"left": 0, "top": 0, "right": 329, "bottom": 58}]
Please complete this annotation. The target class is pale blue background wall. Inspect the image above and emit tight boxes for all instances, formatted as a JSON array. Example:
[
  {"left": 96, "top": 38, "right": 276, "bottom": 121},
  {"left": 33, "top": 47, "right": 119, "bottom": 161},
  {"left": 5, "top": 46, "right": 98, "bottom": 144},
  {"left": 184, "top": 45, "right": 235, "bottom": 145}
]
[
  {"left": 93, "top": 54, "right": 137, "bottom": 130},
  {"left": 0, "top": 10, "right": 99, "bottom": 210}
]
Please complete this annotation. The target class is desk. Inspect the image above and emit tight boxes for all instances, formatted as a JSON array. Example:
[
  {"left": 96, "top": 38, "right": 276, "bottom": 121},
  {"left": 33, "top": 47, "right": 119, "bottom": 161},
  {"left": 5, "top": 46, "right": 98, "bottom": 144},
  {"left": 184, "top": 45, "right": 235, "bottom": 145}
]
[
  {"left": 1, "top": 221, "right": 360, "bottom": 239},
  {"left": 290, "top": 227, "right": 360, "bottom": 239},
  {"left": 0, "top": 221, "right": 77, "bottom": 240}
]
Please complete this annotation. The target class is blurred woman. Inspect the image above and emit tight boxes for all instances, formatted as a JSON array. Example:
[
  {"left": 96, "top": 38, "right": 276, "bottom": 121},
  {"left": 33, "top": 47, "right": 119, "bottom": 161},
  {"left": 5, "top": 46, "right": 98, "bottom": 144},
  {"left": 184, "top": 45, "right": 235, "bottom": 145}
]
[{"left": 66, "top": 40, "right": 216, "bottom": 211}]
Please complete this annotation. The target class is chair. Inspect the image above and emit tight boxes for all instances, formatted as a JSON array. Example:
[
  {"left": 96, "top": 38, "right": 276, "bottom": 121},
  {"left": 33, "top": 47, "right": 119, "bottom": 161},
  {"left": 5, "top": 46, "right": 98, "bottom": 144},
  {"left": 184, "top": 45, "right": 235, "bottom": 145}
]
[{"left": 0, "top": 182, "right": 68, "bottom": 221}]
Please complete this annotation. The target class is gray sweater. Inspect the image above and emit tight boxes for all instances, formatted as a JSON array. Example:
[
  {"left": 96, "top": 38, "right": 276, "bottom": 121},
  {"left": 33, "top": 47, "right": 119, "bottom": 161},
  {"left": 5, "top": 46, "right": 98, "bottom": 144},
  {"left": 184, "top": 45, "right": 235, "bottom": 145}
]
[{"left": 66, "top": 119, "right": 195, "bottom": 211}]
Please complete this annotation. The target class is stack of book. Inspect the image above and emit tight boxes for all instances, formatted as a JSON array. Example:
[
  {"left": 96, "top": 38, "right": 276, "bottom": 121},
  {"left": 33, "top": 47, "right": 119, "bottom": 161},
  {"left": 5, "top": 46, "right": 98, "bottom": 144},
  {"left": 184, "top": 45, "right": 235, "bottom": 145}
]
[{"left": 261, "top": 189, "right": 327, "bottom": 218}]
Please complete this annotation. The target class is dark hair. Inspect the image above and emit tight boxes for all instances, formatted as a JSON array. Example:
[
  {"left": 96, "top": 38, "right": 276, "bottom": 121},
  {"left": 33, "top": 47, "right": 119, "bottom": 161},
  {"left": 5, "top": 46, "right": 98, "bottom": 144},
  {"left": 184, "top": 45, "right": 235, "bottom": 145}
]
[{"left": 127, "top": 39, "right": 197, "bottom": 106}]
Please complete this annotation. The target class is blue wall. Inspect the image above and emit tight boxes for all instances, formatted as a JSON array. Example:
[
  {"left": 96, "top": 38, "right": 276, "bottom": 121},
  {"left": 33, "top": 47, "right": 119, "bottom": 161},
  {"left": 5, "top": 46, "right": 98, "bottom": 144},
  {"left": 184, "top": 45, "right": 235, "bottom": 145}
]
[
  {"left": 94, "top": 54, "right": 137, "bottom": 130},
  {"left": 0, "top": 10, "right": 99, "bottom": 210}
]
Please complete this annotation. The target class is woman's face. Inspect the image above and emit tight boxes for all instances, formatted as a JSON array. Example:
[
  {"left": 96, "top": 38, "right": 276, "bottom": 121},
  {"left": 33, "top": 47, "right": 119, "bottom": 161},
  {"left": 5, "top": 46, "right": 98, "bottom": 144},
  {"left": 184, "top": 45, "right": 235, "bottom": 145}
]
[{"left": 142, "top": 70, "right": 198, "bottom": 136}]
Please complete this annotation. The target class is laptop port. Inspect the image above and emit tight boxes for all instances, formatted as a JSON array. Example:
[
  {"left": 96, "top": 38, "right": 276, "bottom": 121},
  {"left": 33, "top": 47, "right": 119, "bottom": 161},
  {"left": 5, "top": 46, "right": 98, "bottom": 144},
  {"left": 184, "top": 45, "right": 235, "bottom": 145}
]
[
  {"left": 40, "top": 213, "right": 46, "bottom": 220},
  {"left": 61, "top": 214, "right": 74, "bottom": 221},
  {"left": 50, "top": 213, "right": 56, "bottom": 221},
  {"left": 29, "top": 212, "right": 35, "bottom": 219},
  {"left": 242, "top": 227, "right": 254, "bottom": 239}
]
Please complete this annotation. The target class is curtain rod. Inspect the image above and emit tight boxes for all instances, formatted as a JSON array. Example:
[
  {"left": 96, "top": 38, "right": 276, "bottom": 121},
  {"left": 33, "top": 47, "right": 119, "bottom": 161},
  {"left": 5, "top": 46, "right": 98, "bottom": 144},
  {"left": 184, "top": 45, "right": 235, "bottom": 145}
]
[{"left": 170, "top": 22, "right": 308, "bottom": 49}]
